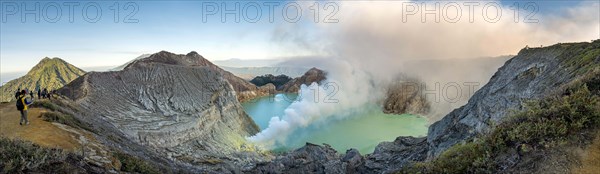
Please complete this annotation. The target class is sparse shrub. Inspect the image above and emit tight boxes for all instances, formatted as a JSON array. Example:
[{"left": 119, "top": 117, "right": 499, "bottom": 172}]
[
  {"left": 40, "top": 111, "right": 66, "bottom": 123},
  {"left": 33, "top": 100, "right": 95, "bottom": 133},
  {"left": 398, "top": 162, "right": 428, "bottom": 174},
  {"left": 114, "top": 152, "right": 160, "bottom": 174},
  {"left": 428, "top": 141, "right": 494, "bottom": 174},
  {"left": 31, "top": 100, "right": 58, "bottom": 111},
  {"left": 492, "top": 85, "right": 600, "bottom": 151},
  {"left": 40, "top": 111, "right": 88, "bottom": 131},
  {"left": 0, "top": 137, "right": 84, "bottom": 173},
  {"left": 423, "top": 83, "right": 600, "bottom": 173},
  {"left": 559, "top": 41, "right": 600, "bottom": 74}
]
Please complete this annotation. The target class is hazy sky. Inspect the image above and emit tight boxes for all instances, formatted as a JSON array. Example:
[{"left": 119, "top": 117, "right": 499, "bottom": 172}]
[{"left": 1, "top": 0, "right": 598, "bottom": 73}]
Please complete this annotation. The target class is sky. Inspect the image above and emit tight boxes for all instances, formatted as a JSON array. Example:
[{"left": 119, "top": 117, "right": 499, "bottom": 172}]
[
  {"left": 1, "top": 0, "right": 599, "bottom": 74},
  {"left": 1, "top": 0, "right": 318, "bottom": 73}
]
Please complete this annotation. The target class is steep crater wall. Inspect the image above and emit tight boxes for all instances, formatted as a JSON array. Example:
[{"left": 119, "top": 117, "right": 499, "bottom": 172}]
[{"left": 58, "top": 52, "right": 264, "bottom": 171}]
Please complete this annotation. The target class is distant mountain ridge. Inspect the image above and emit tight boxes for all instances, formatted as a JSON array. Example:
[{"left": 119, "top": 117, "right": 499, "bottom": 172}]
[
  {"left": 221, "top": 66, "right": 308, "bottom": 80},
  {"left": 114, "top": 54, "right": 309, "bottom": 80},
  {"left": 250, "top": 74, "right": 293, "bottom": 90},
  {"left": 110, "top": 54, "right": 152, "bottom": 71},
  {"left": 125, "top": 51, "right": 274, "bottom": 102},
  {"left": 0, "top": 57, "right": 85, "bottom": 102},
  {"left": 213, "top": 58, "right": 282, "bottom": 67},
  {"left": 281, "top": 67, "right": 327, "bottom": 92}
]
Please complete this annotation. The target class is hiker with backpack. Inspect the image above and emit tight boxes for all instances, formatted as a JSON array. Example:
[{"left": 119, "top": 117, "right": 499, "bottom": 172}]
[
  {"left": 15, "top": 88, "right": 21, "bottom": 99},
  {"left": 16, "top": 90, "right": 33, "bottom": 125}
]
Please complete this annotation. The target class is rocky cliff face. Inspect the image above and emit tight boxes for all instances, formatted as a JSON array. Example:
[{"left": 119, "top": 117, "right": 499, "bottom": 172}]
[
  {"left": 58, "top": 51, "right": 265, "bottom": 172},
  {"left": 249, "top": 143, "right": 363, "bottom": 173},
  {"left": 382, "top": 78, "right": 431, "bottom": 115},
  {"left": 281, "top": 67, "right": 327, "bottom": 92},
  {"left": 427, "top": 41, "right": 600, "bottom": 158},
  {"left": 0, "top": 57, "right": 85, "bottom": 102},
  {"left": 250, "top": 74, "right": 292, "bottom": 90},
  {"left": 114, "top": 51, "right": 273, "bottom": 102}
]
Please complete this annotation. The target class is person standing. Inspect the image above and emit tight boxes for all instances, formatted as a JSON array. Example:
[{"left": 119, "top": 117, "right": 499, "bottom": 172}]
[
  {"left": 37, "top": 88, "right": 41, "bottom": 99},
  {"left": 41, "top": 88, "right": 47, "bottom": 99},
  {"left": 48, "top": 89, "right": 53, "bottom": 99},
  {"left": 15, "top": 88, "right": 21, "bottom": 99},
  {"left": 16, "top": 90, "right": 33, "bottom": 125},
  {"left": 29, "top": 89, "right": 34, "bottom": 99}
]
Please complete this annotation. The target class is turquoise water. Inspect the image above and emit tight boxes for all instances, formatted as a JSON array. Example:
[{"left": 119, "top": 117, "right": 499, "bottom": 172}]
[{"left": 242, "top": 94, "right": 429, "bottom": 153}]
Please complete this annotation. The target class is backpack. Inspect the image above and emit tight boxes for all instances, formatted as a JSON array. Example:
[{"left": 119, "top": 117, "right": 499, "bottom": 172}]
[{"left": 16, "top": 96, "right": 24, "bottom": 110}]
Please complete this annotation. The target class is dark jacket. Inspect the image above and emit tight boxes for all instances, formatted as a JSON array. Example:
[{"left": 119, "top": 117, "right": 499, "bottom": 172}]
[{"left": 16, "top": 95, "right": 28, "bottom": 111}]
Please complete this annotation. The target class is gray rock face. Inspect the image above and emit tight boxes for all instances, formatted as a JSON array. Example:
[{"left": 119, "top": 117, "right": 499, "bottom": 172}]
[
  {"left": 427, "top": 41, "right": 600, "bottom": 158},
  {"left": 247, "top": 138, "right": 427, "bottom": 174},
  {"left": 383, "top": 78, "right": 431, "bottom": 115},
  {"left": 281, "top": 67, "right": 327, "bottom": 92},
  {"left": 342, "top": 149, "right": 364, "bottom": 173},
  {"left": 58, "top": 51, "right": 264, "bottom": 171},
  {"left": 364, "top": 137, "right": 428, "bottom": 173},
  {"left": 249, "top": 143, "right": 350, "bottom": 174},
  {"left": 116, "top": 51, "right": 273, "bottom": 102}
]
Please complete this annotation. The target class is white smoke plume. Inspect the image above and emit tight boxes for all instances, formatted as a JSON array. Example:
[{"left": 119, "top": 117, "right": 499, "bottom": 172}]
[
  {"left": 249, "top": 0, "right": 599, "bottom": 147},
  {"left": 248, "top": 59, "right": 384, "bottom": 145}
]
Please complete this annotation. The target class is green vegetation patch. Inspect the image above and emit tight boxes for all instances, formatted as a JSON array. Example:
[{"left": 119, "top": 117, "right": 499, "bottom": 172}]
[
  {"left": 39, "top": 111, "right": 85, "bottom": 130},
  {"left": 0, "top": 137, "right": 85, "bottom": 173},
  {"left": 406, "top": 81, "right": 600, "bottom": 173},
  {"left": 32, "top": 100, "right": 95, "bottom": 133},
  {"left": 31, "top": 100, "right": 59, "bottom": 111},
  {"left": 492, "top": 86, "right": 599, "bottom": 148},
  {"left": 114, "top": 152, "right": 160, "bottom": 174},
  {"left": 558, "top": 41, "right": 600, "bottom": 74}
]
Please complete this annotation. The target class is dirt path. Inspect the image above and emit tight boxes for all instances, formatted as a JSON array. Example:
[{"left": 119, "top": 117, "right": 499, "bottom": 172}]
[
  {"left": 572, "top": 132, "right": 600, "bottom": 174},
  {"left": 0, "top": 102, "right": 81, "bottom": 150},
  {"left": 0, "top": 101, "right": 117, "bottom": 169}
]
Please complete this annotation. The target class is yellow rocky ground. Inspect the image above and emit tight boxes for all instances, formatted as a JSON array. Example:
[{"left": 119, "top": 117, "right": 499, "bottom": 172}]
[
  {"left": 0, "top": 102, "right": 80, "bottom": 150},
  {"left": 572, "top": 132, "right": 600, "bottom": 174},
  {"left": 0, "top": 101, "right": 117, "bottom": 170}
]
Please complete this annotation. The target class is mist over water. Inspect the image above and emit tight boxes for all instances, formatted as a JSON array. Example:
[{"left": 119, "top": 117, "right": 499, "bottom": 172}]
[
  {"left": 247, "top": 60, "right": 384, "bottom": 147},
  {"left": 243, "top": 94, "right": 300, "bottom": 130},
  {"left": 243, "top": 94, "right": 428, "bottom": 153}
]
